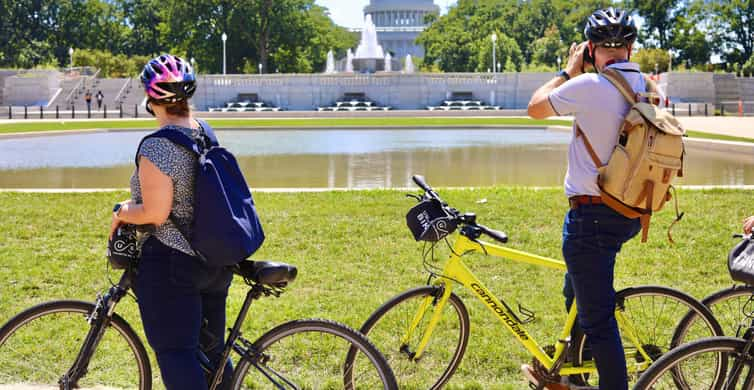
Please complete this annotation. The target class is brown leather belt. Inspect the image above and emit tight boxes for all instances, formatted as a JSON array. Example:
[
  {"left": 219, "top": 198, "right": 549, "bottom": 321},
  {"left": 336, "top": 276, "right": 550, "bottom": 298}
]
[{"left": 569, "top": 195, "right": 603, "bottom": 209}]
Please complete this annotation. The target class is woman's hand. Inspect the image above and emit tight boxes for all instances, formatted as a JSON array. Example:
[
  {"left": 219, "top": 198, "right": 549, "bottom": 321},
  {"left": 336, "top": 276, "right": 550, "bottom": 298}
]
[
  {"left": 109, "top": 201, "right": 130, "bottom": 240},
  {"left": 744, "top": 216, "right": 754, "bottom": 235}
]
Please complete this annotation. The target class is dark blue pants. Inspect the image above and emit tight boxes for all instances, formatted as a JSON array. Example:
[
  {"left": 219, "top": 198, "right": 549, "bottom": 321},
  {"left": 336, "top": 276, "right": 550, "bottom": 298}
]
[
  {"left": 135, "top": 237, "right": 234, "bottom": 390},
  {"left": 561, "top": 204, "right": 641, "bottom": 390}
]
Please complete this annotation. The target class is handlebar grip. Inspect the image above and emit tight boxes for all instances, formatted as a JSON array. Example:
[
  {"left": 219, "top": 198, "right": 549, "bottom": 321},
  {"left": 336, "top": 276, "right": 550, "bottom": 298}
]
[
  {"left": 479, "top": 224, "right": 508, "bottom": 244},
  {"left": 412, "top": 175, "right": 432, "bottom": 192}
]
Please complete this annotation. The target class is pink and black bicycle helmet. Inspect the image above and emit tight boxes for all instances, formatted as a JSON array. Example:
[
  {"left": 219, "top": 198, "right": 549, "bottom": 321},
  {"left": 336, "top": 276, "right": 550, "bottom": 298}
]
[
  {"left": 140, "top": 54, "right": 196, "bottom": 103},
  {"left": 584, "top": 7, "right": 637, "bottom": 47}
]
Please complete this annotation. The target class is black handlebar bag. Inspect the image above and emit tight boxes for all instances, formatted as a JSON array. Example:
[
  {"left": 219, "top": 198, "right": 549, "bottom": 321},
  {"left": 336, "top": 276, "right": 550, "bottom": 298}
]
[
  {"left": 406, "top": 198, "right": 457, "bottom": 242},
  {"left": 728, "top": 238, "right": 754, "bottom": 285}
]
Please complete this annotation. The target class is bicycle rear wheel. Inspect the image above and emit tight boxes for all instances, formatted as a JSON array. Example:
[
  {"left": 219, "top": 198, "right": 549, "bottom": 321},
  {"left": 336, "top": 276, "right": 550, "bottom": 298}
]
[
  {"left": 343, "top": 285, "right": 470, "bottom": 390},
  {"left": 633, "top": 336, "right": 749, "bottom": 389},
  {"left": 676, "top": 285, "right": 754, "bottom": 339},
  {"left": 0, "top": 300, "right": 151, "bottom": 389},
  {"left": 569, "top": 285, "right": 723, "bottom": 387},
  {"left": 231, "top": 319, "right": 397, "bottom": 390}
]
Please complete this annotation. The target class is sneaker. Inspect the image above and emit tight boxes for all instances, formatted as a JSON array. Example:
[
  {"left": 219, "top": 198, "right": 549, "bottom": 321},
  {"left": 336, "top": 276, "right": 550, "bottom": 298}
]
[{"left": 521, "top": 364, "right": 569, "bottom": 390}]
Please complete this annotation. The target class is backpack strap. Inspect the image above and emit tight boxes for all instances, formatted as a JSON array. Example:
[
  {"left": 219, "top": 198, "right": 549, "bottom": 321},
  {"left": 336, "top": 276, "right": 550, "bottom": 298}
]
[
  {"left": 575, "top": 125, "right": 603, "bottom": 169},
  {"left": 134, "top": 129, "right": 201, "bottom": 167},
  {"left": 195, "top": 118, "right": 219, "bottom": 147},
  {"left": 601, "top": 68, "right": 638, "bottom": 105}
]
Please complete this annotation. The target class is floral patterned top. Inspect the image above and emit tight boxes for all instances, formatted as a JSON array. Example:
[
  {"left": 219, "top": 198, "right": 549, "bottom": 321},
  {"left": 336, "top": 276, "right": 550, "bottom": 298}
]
[{"left": 130, "top": 124, "right": 204, "bottom": 255}]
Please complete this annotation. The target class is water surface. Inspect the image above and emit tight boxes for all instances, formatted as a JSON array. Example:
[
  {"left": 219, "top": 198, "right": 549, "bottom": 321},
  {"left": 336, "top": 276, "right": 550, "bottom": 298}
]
[{"left": 0, "top": 128, "right": 751, "bottom": 188}]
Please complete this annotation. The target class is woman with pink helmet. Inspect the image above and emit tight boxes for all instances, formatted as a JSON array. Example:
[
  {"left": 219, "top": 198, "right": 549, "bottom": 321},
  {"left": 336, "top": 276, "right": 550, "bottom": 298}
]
[{"left": 109, "top": 54, "right": 233, "bottom": 389}]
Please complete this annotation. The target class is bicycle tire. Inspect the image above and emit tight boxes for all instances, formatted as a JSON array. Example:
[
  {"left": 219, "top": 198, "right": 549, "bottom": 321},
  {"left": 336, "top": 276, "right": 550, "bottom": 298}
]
[
  {"left": 343, "top": 285, "right": 470, "bottom": 390},
  {"left": 231, "top": 319, "right": 398, "bottom": 390},
  {"left": 0, "top": 300, "right": 152, "bottom": 389},
  {"left": 633, "top": 336, "right": 750, "bottom": 389},
  {"left": 676, "top": 285, "right": 754, "bottom": 339},
  {"left": 569, "top": 285, "right": 723, "bottom": 387}
]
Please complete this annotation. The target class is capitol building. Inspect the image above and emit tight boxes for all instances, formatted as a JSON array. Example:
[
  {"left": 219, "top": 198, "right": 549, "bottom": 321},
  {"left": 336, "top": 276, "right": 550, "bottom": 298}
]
[{"left": 360, "top": 0, "right": 441, "bottom": 58}]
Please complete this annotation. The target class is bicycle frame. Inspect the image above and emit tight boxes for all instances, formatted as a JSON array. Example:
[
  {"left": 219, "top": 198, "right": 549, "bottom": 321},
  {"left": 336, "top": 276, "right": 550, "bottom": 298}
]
[{"left": 404, "top": 227, "right": 654, "bottom": 377}]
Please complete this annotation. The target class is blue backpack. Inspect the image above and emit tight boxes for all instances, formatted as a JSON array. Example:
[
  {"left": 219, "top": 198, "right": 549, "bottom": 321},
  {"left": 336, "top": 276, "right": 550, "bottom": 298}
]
[{"left": 136, "top": 119, "right": 265, "bottom": 267}]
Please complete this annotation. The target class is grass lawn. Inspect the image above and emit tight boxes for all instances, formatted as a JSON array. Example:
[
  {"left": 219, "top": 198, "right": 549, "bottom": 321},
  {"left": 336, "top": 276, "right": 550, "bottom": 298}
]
[
  {"left": 0, "top": 117, "right": 571, "bottom": 134},
  {"left": 0, "top": 188, "right": 748, "bottom": 389},
  {"left": 1, "top": 117, "right": 752, "bottom": 144}
]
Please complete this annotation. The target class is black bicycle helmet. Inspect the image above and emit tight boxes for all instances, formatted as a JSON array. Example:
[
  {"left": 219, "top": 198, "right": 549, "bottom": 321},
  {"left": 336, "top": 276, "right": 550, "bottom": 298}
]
[
  {"left": 107, "top": 224, "right": 139, "bottom": 269},
  {"left": 584, "top": 7, "right": 637, "bottom": 47}
]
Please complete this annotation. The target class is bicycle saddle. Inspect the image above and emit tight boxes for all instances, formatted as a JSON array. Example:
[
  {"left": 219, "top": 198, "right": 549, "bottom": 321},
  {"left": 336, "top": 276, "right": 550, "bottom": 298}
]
[{"left": 234, "top": 260, "right": 298, "bottom": 287}]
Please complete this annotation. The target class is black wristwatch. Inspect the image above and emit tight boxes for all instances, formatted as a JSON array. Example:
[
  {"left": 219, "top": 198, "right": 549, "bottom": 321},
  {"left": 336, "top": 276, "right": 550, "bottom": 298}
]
[
  {"left": 557, "top": 70, "right": 571, "bottom": 81},
  {"left": 113, "top": 203, "right": 123, "bottom": 218}
]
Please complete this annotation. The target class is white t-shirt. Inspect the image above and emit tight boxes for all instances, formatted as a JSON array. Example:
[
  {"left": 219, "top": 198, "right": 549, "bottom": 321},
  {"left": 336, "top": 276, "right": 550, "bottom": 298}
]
[{"left": 549, "top": 62, "right": 659, "bottom": 197}]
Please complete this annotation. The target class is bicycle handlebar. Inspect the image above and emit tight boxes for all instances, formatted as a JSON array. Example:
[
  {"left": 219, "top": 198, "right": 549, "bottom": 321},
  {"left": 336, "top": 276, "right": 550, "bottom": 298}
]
[{"left": 411, "top": 175, "right": 508, "bottom": 244}]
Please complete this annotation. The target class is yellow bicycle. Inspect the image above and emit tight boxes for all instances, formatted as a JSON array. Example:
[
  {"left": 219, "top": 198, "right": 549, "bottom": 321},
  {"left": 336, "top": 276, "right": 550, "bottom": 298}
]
[{"left": 344, "top": 175, "right": 723, "bottom": 389}]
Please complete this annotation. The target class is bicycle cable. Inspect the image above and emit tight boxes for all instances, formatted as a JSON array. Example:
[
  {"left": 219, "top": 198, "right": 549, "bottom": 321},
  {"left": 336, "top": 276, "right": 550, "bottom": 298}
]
[{"left": 738, "top": 293, "right": 754, "bottom": 337}]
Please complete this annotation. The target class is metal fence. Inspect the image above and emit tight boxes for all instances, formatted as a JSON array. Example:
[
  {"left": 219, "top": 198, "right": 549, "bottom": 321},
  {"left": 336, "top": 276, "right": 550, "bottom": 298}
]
[{"left": 6, "top": 104, "right": 144, "bottom": 120}]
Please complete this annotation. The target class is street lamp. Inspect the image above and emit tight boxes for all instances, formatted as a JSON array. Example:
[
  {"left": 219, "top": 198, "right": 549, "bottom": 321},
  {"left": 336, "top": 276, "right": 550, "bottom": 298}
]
[
  {"left": 557, "top": 56, "right": 561, "bottom": 71},
  {"left": 190, "top": 57, "right": 196, "bottom": 73},
  {"left": 497, "top": 62, "right": 501, "bottom": 73},
  {"left": 68, "top": 47, "right": 74, "bottom": 72},
  {"left": 221, "top": 33, "right": 227, "bottom": 75},
  {"left": 258, "top": 63, "right": 262, "bottom": 74},
  {"left": 491, "top": 33, "right": 497, "bottom": 74}
]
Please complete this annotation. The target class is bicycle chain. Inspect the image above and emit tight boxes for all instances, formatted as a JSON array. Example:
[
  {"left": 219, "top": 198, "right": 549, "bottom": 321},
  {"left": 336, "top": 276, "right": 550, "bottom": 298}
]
[{"left": 530, "top": 345, "right": 563, "bottom": 384}]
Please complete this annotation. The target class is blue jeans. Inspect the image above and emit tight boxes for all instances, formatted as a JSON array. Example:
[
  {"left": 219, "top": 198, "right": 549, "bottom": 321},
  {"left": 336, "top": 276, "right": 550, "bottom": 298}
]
[
  {"left": 561, "top": 204, "right": 641, "bottom": 390},
  {"left": 134, "top": 237, "right": 234, "bottom": 390}
]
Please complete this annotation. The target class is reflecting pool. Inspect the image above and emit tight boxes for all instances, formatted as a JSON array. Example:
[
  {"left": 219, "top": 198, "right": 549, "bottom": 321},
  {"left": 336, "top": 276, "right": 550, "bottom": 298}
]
[{"left": 0, "top": 128, "right": 752, "bottom": 188}]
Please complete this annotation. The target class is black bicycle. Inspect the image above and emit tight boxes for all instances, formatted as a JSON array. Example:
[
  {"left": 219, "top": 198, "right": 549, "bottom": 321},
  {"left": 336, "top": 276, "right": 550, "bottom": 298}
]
[
  {"left": 0, "top": 258, "right": 398, "bottom": 389},
  {"left": 635, "top": 234, "right": 754, "bottom": 389}
]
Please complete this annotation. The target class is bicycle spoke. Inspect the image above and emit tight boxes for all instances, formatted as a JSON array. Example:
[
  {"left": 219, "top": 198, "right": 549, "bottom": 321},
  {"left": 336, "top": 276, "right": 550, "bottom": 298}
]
[{"left": 0, "top": 302, "right": 150, "bottom": 390}]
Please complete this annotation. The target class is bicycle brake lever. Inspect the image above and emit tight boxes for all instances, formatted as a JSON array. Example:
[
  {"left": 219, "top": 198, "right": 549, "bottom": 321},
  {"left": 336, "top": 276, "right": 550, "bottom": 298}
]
[{"left": 406, "top": 193, "right": 422, "bottom": 201}]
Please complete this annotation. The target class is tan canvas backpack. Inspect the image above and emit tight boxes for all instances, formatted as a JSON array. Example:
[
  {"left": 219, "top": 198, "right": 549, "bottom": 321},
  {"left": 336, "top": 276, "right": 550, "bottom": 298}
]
[{"left": 577, "top": 68, "right": 686, "bottom": 242}]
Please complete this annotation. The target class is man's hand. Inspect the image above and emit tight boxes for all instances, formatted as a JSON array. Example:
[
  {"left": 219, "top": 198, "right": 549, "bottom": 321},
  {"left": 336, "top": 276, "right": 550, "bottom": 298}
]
[{"left": 566, "top": 41, "right": 592, "bottom": 78}]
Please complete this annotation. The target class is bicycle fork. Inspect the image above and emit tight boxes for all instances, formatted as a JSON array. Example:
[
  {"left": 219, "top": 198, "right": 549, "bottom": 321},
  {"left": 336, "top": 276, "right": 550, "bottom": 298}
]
[
  {"left": 60, "top": 273, "right": 130, "bottom": 389},
  {"left": 400, "top": 285, "right": 449, "bottom": 361},
  {"left": 724, "top": 327, "right": 754, "bottom": 389}
]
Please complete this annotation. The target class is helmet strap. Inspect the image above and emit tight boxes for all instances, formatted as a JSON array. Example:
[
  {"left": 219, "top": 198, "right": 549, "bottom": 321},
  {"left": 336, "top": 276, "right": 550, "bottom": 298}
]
[{"left": 146, "top": 100, "right": 155, "bottom": 117}]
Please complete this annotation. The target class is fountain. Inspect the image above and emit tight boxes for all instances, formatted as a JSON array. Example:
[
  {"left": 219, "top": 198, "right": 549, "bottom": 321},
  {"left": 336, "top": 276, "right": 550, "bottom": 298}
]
[
  {"left": 384, "top": 53, "right": 392, "bottom": 72},
  {"left": 354, "top": 15, "right": 385, "bottom": 59},
  {"left": 345, "top": 49, "right": 354, "bottom": 73},
  {"left": 404, "top": 55, "right": 415, "bottom": 74},
  {"left": 351, "top": 15, "right": 388, "bottom": 73},
  {"left": 325, "top": 50, "right": 336, "bottom": 74}
]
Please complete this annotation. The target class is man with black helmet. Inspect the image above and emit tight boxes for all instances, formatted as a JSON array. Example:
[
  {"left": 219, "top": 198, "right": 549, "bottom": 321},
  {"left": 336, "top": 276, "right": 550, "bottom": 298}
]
[{"left": 525, "top": 7, "right": 653, "bottom": 390}]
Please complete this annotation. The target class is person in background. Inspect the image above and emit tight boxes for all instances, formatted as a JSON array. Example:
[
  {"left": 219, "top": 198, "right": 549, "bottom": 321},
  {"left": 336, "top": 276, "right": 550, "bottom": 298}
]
[
  {"left": 84, "top": 90, "right": 92, "bottom": 111},
  {"left": 96, "top": 90, "right": 104, "bottom": 110}
]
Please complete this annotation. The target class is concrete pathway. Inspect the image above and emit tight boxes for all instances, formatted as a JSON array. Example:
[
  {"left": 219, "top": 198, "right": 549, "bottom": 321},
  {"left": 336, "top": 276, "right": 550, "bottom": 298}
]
[{"left": 678, "top": 116, "right": 753, "bottom": 138}]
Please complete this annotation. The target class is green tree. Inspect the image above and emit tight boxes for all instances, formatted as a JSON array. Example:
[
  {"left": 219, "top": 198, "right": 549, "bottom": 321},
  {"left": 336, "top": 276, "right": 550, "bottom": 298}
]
[
  {"left": 743, "top": 55, "right": 754, "bottom": 77},
  {"left": 708, "top": 0, "right": 754, "bottom": 65},
  {"left": 475, "top": 32, "right": 523, "bottom": 72},
  {"left": 626, "top": 0, "right": 685, "bottom": 49},
  {"left": 529, "top": 25, "right": 567, "bottom": 68},
  {"left": 632, "top": 48, "right": 671, "bottom": 73}
]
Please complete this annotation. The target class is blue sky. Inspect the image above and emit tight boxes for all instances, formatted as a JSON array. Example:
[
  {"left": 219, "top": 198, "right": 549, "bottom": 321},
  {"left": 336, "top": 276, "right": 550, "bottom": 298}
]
[{"left": 315, "top": 0, "right": 457, "bottom": 28}]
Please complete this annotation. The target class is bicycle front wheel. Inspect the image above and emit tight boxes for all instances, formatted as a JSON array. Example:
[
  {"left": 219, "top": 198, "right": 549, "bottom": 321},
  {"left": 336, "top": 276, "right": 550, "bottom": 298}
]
[
  {"left": 0, "top": 300, "right": 151, "bottom": 389},
  {"left": 570, "top": 285, "right": 723, "bottom": 387},
  {"left": 633, "top": 336, "right": 749, "bottom": 389},
  {"left": 344, "top": 285, "right": 470, "bottom": 390},
  {"left": 231, "top": 319, "right": 397, "bottom": 390}
]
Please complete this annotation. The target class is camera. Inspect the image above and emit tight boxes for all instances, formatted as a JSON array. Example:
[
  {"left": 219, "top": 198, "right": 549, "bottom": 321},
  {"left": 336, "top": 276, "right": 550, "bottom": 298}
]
[{"left": 582, "top": 46, "right": 594, "bottom": 66}]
